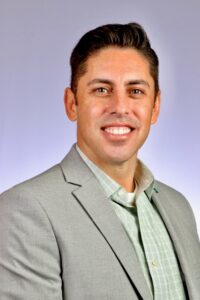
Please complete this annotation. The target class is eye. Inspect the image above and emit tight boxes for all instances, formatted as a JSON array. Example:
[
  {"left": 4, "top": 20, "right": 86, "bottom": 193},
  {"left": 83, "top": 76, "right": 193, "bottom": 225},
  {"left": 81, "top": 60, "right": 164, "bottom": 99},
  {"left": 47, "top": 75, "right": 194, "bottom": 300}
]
[
  {"left": 130, "top": 88, "right": 143, "bottom": 95},
  {"left": 95, "top": 87, "right": 109, "bottom": 94}
]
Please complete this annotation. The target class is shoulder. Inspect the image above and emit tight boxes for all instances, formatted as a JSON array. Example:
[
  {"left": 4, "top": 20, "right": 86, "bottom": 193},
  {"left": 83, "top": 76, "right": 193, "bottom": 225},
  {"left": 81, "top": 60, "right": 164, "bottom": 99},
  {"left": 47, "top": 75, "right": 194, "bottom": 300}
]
[
  {"left": 0, "top": 146, "right": 85, "bottom": 225},
  {"left": 0, "top": 164, "right": 62, "bottom": 200},
  {"left": 0, "top": 163, "right": 69, "bottom": 218},
  {"left": 155, "top": 180, "right": 186, "bottom": 200},
  {"left": 154, "top": 180, "right": 198, "bottom": 232},
  {"left": 0, "top": 145, "right": 81, "bottom": 205},
  {"left": 154, "top": 180, "right": 192, "bottom": 210}
]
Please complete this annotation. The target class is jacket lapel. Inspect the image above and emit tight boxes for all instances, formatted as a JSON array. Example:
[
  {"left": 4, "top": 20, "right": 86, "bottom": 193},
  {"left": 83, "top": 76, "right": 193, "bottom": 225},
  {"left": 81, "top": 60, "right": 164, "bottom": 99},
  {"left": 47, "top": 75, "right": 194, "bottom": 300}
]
[
  {"left": 61, "top": 146, "right": 152, "bottom": 300},
  {"left": 152, "top": 184, "right": 200, "bottom": 300}
]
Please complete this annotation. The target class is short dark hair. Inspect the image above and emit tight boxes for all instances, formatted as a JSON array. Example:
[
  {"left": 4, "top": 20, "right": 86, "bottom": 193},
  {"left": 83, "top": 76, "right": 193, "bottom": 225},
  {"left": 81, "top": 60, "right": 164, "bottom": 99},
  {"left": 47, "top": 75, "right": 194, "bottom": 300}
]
[{"left": 70, "top": 22, "right": 159, "bottom": 94}]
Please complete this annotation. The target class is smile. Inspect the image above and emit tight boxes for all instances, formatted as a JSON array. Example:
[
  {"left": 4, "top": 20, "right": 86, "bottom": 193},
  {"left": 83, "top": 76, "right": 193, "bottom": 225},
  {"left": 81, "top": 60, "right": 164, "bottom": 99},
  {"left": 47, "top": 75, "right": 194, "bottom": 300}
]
[{"left": 103, "top": 126, "right": 132, "bottom": 135}]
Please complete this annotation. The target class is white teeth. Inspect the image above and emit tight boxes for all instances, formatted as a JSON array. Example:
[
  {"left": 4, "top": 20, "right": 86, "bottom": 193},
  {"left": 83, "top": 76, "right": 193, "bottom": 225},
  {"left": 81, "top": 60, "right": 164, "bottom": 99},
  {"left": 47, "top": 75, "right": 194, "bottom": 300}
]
[{"left": 104, "top": 127, "right": 131, "bottom": 135}]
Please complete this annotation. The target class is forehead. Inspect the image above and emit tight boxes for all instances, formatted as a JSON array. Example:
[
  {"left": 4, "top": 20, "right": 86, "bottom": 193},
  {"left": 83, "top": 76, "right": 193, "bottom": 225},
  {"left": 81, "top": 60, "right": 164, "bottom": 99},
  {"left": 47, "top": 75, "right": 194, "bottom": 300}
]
[{"left": 80, "top": 46, "right": 153, "bottom": 84}]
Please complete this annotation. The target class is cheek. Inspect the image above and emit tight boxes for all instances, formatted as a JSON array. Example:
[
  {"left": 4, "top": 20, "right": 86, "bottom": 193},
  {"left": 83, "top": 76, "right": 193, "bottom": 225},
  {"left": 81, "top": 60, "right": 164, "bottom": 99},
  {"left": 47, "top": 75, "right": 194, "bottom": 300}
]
[
  {"left": 77, "top": 104, "right": 102, "bottom": 128},
  {"left": 82, "top": 101, "right": 103, "bottom": 116},
  {"left": 132, "top": 104, "right": 153, "bottom": 124}
]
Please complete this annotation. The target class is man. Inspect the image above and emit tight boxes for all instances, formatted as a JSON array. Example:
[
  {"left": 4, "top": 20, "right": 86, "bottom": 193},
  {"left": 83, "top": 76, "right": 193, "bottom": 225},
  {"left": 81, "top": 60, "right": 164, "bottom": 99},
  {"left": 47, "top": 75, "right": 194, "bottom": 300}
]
[{"left": 0, "top": 23, "right": 199, "bottom": 300}]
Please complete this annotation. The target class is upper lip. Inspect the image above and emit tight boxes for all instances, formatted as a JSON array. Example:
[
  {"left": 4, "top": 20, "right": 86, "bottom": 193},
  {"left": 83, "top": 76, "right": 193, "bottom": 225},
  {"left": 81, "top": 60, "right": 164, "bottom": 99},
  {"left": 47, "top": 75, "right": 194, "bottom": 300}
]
[{"left": 101, "top": 123, "right": 134, "bottom": 130}]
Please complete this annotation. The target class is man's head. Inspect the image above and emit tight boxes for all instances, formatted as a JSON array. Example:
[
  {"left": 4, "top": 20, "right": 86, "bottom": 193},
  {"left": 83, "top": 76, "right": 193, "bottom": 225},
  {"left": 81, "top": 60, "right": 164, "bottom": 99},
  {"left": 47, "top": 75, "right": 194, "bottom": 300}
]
[
  {"left": 70, "top": 22, "right": 159, "bottom": 96},
  {"left": 65, "top": 22, "right": 160, "bottom": 172}
]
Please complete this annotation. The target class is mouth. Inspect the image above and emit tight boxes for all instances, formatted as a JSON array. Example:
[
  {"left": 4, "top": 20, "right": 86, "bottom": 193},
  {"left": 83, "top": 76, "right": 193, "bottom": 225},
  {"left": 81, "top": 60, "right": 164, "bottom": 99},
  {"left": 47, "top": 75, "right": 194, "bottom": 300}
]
[
  {"left": 101, "top": 125, "right": 134, "bottom": 137},
  {"left": 103, "top": 126, "right": 132, "bottom": 135}
]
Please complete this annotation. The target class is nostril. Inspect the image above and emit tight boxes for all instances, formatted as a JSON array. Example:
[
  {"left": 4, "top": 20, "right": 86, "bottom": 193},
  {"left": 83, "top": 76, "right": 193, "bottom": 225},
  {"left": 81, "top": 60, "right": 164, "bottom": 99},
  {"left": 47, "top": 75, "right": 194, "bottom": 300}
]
[{"left": 110, "top": 111, "right": 129, "bottom": 116}]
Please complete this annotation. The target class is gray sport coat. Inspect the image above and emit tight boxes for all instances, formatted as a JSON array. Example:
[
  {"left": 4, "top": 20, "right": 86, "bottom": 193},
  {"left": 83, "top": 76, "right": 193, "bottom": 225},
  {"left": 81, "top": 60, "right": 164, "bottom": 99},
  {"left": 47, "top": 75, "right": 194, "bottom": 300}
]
[{"left": 0, "top": 145, "right": 199, "bottom": 299}]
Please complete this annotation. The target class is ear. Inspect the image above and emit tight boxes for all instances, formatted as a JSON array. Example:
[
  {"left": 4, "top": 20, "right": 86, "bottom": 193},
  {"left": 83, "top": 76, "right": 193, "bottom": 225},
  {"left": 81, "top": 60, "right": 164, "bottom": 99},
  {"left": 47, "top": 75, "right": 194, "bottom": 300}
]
[
  {"left": 64, "top": 88, "right": 77, "bottom": 121},
  {"left": 151, "top": 91, "right": 161, "bottom": 124}
]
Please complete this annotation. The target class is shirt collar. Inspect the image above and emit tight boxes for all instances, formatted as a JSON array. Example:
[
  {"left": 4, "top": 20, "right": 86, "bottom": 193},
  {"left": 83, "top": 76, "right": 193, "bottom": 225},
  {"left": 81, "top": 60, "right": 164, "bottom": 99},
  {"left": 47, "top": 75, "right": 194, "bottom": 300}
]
[
  {"left": 76, "top": 145, "right": 154, "bottom": 206},
  {"left": 135, "top": 160, "right": 155, "bottom": 200}
]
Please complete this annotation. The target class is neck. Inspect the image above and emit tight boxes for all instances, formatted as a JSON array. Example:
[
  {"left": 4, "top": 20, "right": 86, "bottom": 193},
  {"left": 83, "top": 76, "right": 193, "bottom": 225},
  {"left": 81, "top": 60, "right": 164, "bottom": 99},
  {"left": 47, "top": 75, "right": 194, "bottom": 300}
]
[
  {"left": 100, "top": 161, "right": 137, "bottom": 192},
  {"left": 77, "top": 145, "right": 138, "bottom": 192}
]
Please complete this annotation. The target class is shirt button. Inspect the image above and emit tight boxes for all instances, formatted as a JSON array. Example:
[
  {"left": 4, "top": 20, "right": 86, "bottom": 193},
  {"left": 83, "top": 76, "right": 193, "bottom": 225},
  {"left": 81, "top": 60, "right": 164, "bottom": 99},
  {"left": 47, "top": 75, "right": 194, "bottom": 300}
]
[{"left": 151, "top": 260, "right": 158, "bottom": 267}]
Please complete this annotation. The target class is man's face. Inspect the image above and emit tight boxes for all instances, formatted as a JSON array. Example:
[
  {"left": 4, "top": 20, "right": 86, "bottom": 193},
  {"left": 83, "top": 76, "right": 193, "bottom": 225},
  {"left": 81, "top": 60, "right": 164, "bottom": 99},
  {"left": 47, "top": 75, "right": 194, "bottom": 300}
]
[{"left": 65, "top": 47, "right": 160, "bottom": 169}]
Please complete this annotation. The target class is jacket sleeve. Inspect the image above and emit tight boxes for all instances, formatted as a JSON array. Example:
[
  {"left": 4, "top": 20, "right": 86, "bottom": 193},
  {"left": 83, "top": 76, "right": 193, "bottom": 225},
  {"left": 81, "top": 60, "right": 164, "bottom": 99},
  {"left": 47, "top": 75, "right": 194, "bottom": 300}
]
[{"left": 0, "top": 187, "right": 63, "bottom": 300}]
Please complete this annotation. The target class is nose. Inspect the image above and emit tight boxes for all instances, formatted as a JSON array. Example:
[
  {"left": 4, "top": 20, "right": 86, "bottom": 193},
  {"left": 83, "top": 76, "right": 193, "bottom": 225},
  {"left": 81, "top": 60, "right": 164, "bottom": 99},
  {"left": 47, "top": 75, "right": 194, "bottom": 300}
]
[{"left": 108, "top": 91, "right": 129, "bottom": 115}]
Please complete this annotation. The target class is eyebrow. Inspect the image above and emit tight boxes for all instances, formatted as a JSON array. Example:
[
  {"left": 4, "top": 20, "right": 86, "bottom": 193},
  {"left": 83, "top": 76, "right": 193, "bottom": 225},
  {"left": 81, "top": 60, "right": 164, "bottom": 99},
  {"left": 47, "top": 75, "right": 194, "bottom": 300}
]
[
  {"left": 126, "top": 80, "right": 150, "bottom": 88},
  {"left": 87, "top": 78, "right": 150, "bottom": 88},
  {"left": 87, "top": 79, "right": 112, "bottom": 86}
]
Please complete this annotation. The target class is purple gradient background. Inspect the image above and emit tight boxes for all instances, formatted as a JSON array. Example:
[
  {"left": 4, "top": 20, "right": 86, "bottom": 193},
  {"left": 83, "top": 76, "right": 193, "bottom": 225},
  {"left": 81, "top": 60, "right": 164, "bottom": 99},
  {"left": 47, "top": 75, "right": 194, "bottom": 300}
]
[{"left": 0, "top": 0, "right": 199, "bottom": 235}]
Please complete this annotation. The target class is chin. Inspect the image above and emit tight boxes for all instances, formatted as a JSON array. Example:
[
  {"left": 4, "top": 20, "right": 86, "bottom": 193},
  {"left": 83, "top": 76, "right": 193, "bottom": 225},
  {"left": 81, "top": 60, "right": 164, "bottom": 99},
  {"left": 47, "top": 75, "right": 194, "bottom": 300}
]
[{"left": 103, "top": 151, "right": 137, "bottom": 165}]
